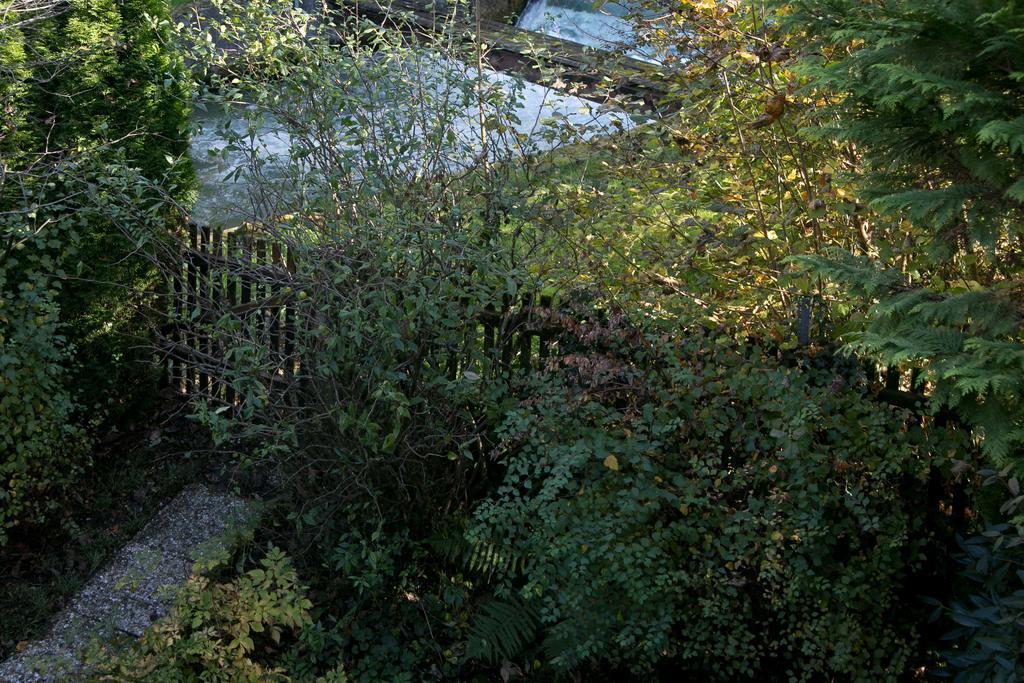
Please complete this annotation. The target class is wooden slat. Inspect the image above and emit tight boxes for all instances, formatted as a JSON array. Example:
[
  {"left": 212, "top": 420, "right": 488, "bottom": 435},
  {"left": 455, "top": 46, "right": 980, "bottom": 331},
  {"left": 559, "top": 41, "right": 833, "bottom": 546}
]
[
  {"left": 224, "top": 229, "right": 237, "bottom": 406},
  {"left": 167, "top": 228, "right": 182, "bottom": 390},
  {"left": 198, "top": 225, "right": 211, "bottom": 396},
  {"left": 187, "top": 224, "right": 200, "bottom": 393},
  {"left": 284, "top": 246, "right": 297, "bottom": 376},
  {"left": 518, "top": 293, "right": 533, "bottom": 372},
  {"left": 240, "top": 234, "right": 252, "bottom": 319},
  {"left": 483, "top": 303, "right": 497, "bottom": 378},
  {"left": 271, "top": 241, "right": 283, "bottom": 359},
  {"left": 255, "top": 240, "right": 271, "bottom": 369},
  {"left": 210, "top": 227, "right": 223, "bottom": 402},
  {"left": 538, "top": 293, "right": 552, "bottom": 363},
  {"left": 500, "top": 294, "right": 514, "bottom": 372},
  {"left": 885, "top": 366, "right": 900, "bottom": 391}
]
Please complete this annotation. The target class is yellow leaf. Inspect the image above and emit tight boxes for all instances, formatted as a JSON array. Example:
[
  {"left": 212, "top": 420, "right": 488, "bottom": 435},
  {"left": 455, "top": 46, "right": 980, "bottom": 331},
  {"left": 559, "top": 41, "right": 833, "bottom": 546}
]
[{"left": 603, "top": 455, "right": 619, "bottom": 471}]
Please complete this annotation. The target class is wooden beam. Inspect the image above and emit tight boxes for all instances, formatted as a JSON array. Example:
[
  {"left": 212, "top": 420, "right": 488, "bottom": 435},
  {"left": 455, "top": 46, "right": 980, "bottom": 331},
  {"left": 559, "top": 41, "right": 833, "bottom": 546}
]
[{"left": 338, "top": 0, "right": 668, "bottom": 111}]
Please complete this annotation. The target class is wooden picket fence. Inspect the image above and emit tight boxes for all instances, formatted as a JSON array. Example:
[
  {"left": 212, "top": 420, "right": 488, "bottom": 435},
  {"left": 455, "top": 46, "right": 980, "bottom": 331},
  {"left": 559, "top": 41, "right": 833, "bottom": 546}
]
[
  {"left": 163, "top": 223, "right": 973, "bottom": 530},
  {"left": 162, "top": 223, "right": 560, "bottom": 399},
  {"left": 165, "top": 225, "right": 947, "bottom": 409},
  {"left": 163, "top": 224, "right": 295, "bottom": 398}
]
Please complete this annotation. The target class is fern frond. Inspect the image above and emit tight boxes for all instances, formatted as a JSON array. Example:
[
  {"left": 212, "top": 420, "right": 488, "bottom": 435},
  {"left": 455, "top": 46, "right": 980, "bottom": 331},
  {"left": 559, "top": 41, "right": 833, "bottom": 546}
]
[
  {"left": 464, "top": 540, "right": 527, "bottom": 581},
  {"left": 1006, "top": 177, "right": 1024, "bottom": 202},
  {"left": 540, "top": 619, "right": 585, "bottom": 671},
  {"left": 430, "top": 525, "right": 527, "bottom": 584},
  {"left": 464, "top": 599, "right": 539, "bottom": 664}
]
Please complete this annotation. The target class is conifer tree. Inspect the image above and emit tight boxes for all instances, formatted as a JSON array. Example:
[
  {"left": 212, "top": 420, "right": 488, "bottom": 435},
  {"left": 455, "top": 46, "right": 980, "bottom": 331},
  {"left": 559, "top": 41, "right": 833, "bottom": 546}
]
[
  {"left": 774, "top": 0, "right": 1024, "bottom": 463},
  {"left": 1, "top": 0, "right": 193, "bottom": 539}
]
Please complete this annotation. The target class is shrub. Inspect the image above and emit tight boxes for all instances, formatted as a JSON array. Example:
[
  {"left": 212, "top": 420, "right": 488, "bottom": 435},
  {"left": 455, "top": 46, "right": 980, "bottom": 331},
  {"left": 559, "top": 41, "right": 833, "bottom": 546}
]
[
  {"left": 152, "top": 4, "right": 605, "bottom": 677},
  {"left": 167, "top": 0, "right": 576, "bottom": 546},
  {"left": 929, "top": 472, "right": 1024, "bottom": 682},
  {"left": 0, "top": 216, "right": 92, "bottom": 544},
  {"left": 469, "top": 317, "right": 965, "bottom": 680},
  {"left": 92, "top": 547, "right": 317, "bottom": 682}
]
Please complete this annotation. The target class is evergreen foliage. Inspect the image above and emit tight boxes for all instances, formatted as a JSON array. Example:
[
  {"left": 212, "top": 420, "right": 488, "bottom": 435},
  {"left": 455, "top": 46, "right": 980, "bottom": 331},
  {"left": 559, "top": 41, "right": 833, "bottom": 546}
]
[
  {"left": 773, "top": 0, "right": 1024, "bottom": 464},
  {"left": 0, "top": 0, "right": 193, "bottom": 541}
]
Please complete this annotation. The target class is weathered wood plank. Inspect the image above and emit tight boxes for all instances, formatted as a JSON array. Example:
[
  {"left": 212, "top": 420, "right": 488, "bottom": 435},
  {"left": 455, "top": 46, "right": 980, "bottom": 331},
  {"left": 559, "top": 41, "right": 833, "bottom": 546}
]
[{"left": 340, "top": 0, "right": 667, "bottom": 110}]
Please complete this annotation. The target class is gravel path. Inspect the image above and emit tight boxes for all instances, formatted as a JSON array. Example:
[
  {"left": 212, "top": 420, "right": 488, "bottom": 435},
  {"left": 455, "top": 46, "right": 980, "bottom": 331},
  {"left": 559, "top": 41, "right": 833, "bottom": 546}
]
[{"left": 0, "top": 485, "right": 251, "bottom": 682}]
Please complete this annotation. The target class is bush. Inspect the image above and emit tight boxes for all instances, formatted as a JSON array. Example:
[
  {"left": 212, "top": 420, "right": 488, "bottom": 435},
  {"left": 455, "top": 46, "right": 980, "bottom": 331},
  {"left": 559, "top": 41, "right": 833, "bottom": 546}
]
[
  {"left": 92, "top": 547, "right": 318, "bottom": 682},
  {"left": 168, "top": 0, "right": 576, "bottom": 547},
  {"left": 929, "top": 472, "right": 1024, "bottom": 682},
  {"left": 469, "top": 318, "right": 964, "bottom": 680},
  {"left": 152, "top": 6, "right": 572, "bottom": 676},
  {"left": 0, "top": 221, "right": 92, "bottom": 544}
]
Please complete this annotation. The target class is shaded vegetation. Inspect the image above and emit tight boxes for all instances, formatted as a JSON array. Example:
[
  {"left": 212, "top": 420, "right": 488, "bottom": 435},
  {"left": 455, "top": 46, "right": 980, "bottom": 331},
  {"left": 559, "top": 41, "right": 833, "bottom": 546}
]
[
  {"left": 0, "top": 414, "right": 215, "bottom": 660},
  {"left": 1, "top": 0, "right": 193, "bottom": 542},
  {"left": 3, "top": 0, "right": 1024, "bottom": 680}
]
